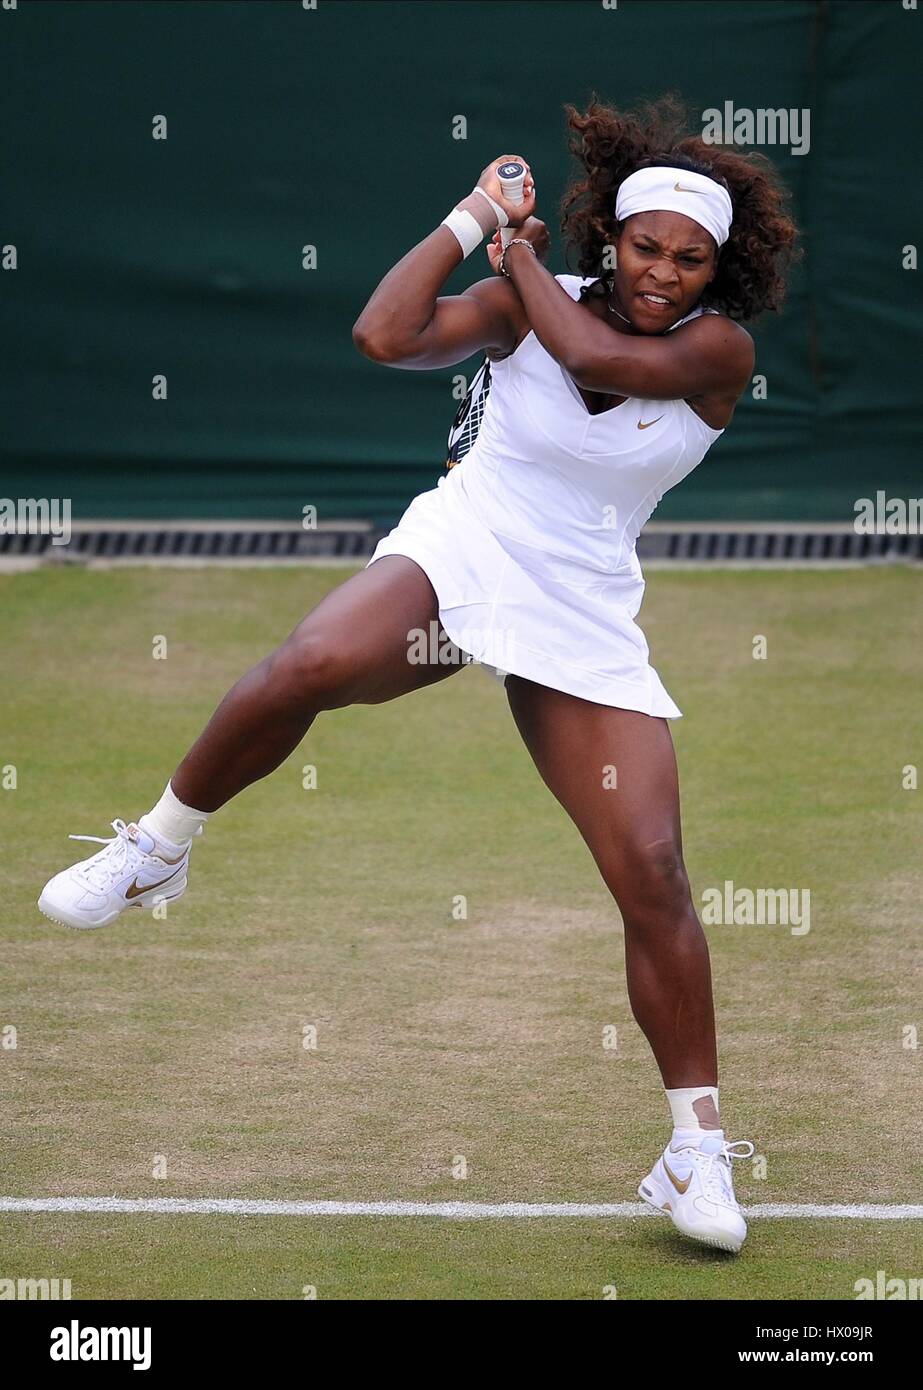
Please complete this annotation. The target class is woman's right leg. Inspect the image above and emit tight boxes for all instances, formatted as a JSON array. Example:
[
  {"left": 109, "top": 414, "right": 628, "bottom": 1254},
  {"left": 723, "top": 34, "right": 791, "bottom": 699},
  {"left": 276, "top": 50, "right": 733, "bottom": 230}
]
[
  {"left": 171, "top": 555, "right": 461, "bottom": 812},
  {"left": 39, "top": 556, "right": 460, "bottom": 930}
]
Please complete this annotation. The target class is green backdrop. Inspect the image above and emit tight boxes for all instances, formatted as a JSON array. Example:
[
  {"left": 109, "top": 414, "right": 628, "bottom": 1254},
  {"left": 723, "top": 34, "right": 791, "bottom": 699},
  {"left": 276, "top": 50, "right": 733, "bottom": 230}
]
[{"left": 1, "top": 0, "right": 920, "bottom": 524}]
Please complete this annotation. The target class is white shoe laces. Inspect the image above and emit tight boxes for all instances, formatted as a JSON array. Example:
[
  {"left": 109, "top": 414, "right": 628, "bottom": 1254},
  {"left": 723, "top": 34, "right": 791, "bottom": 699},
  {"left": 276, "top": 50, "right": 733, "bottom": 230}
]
[
  {"left": 689, "top": 1139, "right": 755, "bottom": 1204},
  {"left": 69, "top": 818, "right": 149, "bottom": 892}
]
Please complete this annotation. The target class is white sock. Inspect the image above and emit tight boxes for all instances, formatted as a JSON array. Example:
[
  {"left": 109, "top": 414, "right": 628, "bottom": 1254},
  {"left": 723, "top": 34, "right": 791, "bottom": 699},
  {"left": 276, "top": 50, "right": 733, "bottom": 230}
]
[
  {"left": 139, "top": 780, "right": 210, "bottom": 849},
  {"left": 665, "top": 1085, "right": 720, "bottom": 1131},
  {"left": 671, "top": 1125, "right": 724, "bottom": 1151}
]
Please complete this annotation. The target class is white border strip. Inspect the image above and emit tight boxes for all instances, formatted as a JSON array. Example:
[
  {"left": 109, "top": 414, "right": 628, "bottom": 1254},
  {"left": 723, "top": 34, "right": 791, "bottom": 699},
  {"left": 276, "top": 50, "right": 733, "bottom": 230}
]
[{"left": 1, "top": 1198, "right": 920, "bottom": 1220}]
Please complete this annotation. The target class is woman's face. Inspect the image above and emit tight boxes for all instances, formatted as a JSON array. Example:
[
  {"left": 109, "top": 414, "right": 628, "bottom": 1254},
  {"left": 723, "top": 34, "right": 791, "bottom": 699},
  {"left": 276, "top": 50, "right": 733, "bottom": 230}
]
[{"left": 612, "top": 211, "right": 718, "bottom": 332}]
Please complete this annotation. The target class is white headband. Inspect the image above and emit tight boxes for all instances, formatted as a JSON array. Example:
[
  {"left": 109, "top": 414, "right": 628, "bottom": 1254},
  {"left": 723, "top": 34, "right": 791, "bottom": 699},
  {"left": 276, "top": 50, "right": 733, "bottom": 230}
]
[{"left": 615, "top": 166, "right": 733, "bottom": 249}]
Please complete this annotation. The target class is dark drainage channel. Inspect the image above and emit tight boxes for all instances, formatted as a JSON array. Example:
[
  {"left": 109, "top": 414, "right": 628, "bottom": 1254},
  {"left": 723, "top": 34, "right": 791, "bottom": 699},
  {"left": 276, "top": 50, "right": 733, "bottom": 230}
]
[
  {"left": 0, "top": 526, "right": 386, "bottom": 562},
  {"left": 639, "top": 528, "right": 923, "bottom": 563},
  {"left": 1, "top": 525, "right": 921, "bottom": 564}
]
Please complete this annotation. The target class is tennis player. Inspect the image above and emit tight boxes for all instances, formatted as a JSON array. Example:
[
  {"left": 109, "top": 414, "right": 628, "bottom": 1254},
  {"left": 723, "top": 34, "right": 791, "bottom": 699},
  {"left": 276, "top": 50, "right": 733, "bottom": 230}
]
[{"left": 39, "top": 97, "right": 797, "bottom": 1254}]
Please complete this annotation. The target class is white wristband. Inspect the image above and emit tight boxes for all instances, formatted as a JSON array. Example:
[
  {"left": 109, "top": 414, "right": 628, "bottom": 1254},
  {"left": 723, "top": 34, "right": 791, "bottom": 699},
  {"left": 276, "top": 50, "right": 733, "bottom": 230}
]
[
  {"left": 440, "top": 206, "right": 485, "bottom": 259},
  {"left": 470, "top": 184, "right": 508, "bottom": 228}
]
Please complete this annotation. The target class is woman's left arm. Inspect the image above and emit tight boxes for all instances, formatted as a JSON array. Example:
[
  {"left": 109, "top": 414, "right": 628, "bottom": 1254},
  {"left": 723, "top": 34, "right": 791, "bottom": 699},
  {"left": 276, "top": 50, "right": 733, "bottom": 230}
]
[{"left": 501, "top": 241, "right": 754, "bottom": 401}]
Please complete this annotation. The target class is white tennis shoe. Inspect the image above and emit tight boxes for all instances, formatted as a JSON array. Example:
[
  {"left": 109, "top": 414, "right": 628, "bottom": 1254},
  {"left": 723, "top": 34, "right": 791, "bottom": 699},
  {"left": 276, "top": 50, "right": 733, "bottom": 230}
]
[
  {"left": 38, "top": 818, "right": 199, "bottom": 930},
  {"left": 638, "top": 1131, "right": 754, "bottom": 1253}
]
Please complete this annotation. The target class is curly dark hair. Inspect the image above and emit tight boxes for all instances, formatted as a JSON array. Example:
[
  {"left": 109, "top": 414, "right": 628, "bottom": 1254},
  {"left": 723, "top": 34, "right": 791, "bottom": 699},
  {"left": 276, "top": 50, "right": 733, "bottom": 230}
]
[{"left": 559, "top": 92, "right": 801, "bottom": 322}]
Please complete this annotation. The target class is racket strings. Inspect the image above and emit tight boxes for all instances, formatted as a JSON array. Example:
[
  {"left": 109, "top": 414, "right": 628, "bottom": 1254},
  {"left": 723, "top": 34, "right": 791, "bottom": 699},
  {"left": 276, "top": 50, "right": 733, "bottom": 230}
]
[{"left": 446, "top": 358, "right": 492, "bottom": 469}]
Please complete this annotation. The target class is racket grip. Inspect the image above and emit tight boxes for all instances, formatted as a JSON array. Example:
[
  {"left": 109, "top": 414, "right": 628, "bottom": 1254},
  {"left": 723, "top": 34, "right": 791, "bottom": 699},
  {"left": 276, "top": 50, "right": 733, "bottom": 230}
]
[{"left": 496, "top": 160, "right": 526, "bottom": 249}]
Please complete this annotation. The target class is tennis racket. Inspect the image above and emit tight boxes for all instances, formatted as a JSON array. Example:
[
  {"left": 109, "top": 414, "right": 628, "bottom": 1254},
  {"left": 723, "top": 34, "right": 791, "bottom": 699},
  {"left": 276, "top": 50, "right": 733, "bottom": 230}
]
[
  {"left": 444, "top": 161, "right": 524, "bottom": 471},
  {"left": 445, "top": 358, "right": 492, "bottom": 471}
]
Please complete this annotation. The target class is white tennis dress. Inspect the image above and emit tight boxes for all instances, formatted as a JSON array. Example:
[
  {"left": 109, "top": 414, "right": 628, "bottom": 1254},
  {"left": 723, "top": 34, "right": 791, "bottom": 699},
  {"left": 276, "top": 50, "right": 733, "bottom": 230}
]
[{"left": 367, "top": 274, "right": 725, "bottom": 717}]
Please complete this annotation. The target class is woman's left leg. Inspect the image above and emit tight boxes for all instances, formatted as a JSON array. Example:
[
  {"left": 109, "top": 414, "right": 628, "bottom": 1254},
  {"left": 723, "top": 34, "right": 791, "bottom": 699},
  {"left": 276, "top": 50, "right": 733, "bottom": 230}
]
[{"left": 505, "top": 675, "right": 717, "bottom": 1093}]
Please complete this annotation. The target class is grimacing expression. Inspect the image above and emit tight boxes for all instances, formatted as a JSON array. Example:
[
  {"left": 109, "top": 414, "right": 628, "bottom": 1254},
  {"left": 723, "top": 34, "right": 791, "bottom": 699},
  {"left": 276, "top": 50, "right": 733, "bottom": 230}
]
[{"left": 614, "top": 211, "right": 718, "bottom": 332}]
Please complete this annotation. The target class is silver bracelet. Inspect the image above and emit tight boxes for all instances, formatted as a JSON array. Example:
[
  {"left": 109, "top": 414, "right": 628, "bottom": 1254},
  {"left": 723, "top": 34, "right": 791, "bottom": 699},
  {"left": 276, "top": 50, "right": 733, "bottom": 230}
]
[{"left": 499, "top": 238, "right": 536, "bottom": 277}]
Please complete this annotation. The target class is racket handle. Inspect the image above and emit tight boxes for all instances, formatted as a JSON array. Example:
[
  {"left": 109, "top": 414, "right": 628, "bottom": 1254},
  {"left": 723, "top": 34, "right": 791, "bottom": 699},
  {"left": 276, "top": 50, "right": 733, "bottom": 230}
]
[{"left": 496, "top": 160, "right": 526, "bottom": 249}]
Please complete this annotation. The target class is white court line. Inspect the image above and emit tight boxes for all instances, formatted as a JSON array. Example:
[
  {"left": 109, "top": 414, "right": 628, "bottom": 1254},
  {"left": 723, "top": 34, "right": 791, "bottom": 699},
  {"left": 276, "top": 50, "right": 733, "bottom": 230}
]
[{"left": 1, "top": 1198, "right": 921, "bottom": 1220}]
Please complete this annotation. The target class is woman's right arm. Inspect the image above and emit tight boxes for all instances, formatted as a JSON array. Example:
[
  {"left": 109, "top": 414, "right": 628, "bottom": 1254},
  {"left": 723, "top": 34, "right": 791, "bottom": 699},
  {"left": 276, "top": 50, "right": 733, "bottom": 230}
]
[
  {"left": 352, "top": 159, "right": 535, "bottom": 370},
  {"left": 354, "top": 273, "right": 525, "bottom": 370}
]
